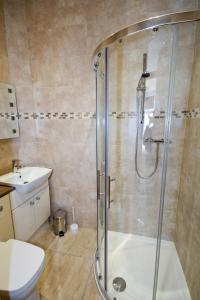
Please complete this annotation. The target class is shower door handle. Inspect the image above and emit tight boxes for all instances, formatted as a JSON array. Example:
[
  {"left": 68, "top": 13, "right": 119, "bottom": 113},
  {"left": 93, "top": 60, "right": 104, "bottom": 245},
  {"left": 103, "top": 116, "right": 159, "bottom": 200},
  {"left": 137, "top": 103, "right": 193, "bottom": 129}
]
[
  {"left": 108, "top": 176, "right": 111, "bottom": 208},
  {"left": 110, "top": 178, "right": 116, "bottom": 182},
  {"left": 108, "top": 176, "right": 115, "bottom": 208},
  {"left": 97, "top": 170, "right": 100, "bottom": 200},
  {"left": 97, "top": 170, "right": 105, "bottom": 200}
]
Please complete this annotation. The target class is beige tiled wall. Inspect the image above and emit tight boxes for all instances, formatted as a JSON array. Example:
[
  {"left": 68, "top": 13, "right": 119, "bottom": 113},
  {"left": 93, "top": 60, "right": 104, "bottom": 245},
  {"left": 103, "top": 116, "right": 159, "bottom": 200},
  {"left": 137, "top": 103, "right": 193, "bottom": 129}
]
[
  {"left": 174, "top": 23, "right": 200, "bottom": 300},
  {"left": 0, "top": 0, "right": 8, "bottom": 82},
  {"left": 1, "top": 0, "right": 198, "bottom": 228},
  {"left": 0, "top": 0, "right": 18, "bottom": 175},
  {"left": 108, "top": 22, "right": 197, "bottom": 239}
]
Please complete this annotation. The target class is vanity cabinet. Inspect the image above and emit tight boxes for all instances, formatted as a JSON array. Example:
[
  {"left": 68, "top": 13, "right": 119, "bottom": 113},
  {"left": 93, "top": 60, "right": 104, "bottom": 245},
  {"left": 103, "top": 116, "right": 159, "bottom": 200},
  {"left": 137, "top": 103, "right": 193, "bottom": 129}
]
[
  {"left": 12, "top": 182, "right": 50, "bottom": 241},
  {"left": 12, "top": 197, "right": 36, "bottom": 241},
  {"left": 0, "top": 194, "right": 14, "bottom": 241},
  {"left": 34, "top": 185, "right": 50, "bottom": 229}
]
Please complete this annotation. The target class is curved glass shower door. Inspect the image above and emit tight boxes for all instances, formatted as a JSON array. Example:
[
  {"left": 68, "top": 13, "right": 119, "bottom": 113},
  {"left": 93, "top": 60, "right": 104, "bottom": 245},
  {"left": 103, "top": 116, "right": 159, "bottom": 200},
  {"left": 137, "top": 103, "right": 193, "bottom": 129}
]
[
  {"left": 94, "top": 11, "right": 200, "bottom": 300},
  {"left": 157, "top": 20, "right": 200, "bottom": 300},
  {"left": 107, "top": 25, "right": 176, "bottom": 300}
]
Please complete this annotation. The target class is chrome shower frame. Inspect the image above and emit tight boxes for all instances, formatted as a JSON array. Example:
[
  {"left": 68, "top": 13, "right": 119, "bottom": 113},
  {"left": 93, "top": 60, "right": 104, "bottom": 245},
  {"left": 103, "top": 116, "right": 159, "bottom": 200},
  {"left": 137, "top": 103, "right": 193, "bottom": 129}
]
[{"left": 94, "top": 10, "right": 200, "bottom": 300}]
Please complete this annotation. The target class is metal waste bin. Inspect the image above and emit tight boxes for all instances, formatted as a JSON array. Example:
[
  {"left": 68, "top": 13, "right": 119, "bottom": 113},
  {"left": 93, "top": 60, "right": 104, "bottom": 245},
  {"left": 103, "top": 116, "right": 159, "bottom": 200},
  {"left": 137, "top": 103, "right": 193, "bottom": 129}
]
[{"left": 53, "top": 209, "right": 67, "bottom": 236}]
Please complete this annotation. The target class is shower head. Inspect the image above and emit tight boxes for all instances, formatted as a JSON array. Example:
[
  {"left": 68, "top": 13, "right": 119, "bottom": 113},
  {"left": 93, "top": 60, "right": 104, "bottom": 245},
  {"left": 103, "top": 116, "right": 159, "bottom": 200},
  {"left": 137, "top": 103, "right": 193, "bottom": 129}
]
[
  {"left": 143, "top": 53, "right": 147, "bottom": 73},
  {"left": 136, "top": 53, "right": 151, "bottom": 125},
  {"left": 136, "top": 72, "right": 150, "bottom": 91},
  {"left": 137, "top": 53, "right": 150, "bottom": 91}
]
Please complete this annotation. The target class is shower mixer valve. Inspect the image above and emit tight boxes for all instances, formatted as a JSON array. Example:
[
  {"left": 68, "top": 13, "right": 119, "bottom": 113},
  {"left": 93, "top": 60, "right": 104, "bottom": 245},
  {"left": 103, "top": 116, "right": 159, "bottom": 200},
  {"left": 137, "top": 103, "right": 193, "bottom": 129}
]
[
  {"left": 144, "top": 138, "right": 164, "bottom": 144},
  {"left": 144, "top": 138, "right": 172, "bottom": 144}
]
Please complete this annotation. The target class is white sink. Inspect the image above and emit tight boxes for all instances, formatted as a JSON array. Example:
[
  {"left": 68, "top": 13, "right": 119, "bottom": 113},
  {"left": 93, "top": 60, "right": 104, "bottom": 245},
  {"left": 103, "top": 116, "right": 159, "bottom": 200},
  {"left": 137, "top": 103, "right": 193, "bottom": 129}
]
[{"left": 0, "top": 167, "right": 52, "bottom": 194}]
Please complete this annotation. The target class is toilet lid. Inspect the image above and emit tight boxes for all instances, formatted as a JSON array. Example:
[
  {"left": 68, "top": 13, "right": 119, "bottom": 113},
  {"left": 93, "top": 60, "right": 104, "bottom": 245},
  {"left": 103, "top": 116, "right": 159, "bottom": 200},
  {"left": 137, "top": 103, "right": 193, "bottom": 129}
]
[{"left": 0, "top": 239, "right": 45, "bottom": 293}]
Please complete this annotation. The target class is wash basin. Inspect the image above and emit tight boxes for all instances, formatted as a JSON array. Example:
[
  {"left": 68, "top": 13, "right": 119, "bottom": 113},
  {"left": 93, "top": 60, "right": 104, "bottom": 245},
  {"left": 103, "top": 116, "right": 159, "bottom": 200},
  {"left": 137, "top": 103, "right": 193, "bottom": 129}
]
[{"left": 0, "top": 167, "right": 52, "bottom": 194}]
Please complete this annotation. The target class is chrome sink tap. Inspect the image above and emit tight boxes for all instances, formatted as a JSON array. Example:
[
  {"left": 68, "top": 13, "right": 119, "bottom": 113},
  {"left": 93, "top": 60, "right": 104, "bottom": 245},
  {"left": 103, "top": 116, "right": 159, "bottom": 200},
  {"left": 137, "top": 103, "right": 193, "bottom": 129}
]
[{"left": 12, "top": 159, "right": 23, "bottom": 173}]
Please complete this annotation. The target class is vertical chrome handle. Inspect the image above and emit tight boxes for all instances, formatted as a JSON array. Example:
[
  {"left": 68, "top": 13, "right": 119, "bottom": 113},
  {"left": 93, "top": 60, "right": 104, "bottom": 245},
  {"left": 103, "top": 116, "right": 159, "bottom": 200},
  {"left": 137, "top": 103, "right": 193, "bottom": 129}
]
[
  {"left": 108, "top": 176, "right": 111, "bottom": 208},
  {"left": 108, "top": 176, "right": 115, "bottom": 208},
  {"left": 97, "top": 170, "right": 105, "bottom": 200},
  {"left": 97, "top": 170, "right": 100, "bottom": 200}
]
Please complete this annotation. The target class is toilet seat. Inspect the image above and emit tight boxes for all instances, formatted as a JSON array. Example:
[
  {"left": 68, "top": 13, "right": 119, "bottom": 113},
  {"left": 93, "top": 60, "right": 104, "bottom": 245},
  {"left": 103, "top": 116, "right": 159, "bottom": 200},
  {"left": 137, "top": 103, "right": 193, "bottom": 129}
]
[{"left": 0, "top": 239, "right": 45, "bottom": 299}]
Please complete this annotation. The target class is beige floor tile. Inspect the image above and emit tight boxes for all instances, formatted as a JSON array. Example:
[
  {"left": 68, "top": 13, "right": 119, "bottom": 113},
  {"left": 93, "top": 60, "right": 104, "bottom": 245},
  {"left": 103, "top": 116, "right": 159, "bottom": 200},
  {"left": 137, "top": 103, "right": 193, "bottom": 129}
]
[
  {"left": 39, "top": 252, "right": 91, "bottom": 300},
  {"left": 67, "top": 228, "right": 96, "bottom": 260},
  {"left": 32, "top": 225, "right": 99, "bottom": 300},
  {"left": 49, "top": 228, "right": 96, "bottom": 257},
  {"left": 67, "top": 244, "right": 95, "bottom": 261},
  {"left": 68, "top": 228, "right": 97, "bottom": 251},
  {"left": 29, "top": 222, "right": 56, "bottom": 250},
  {"left": 83, "top": 270, "right": 100, "bottom": 300},
  {"left": 40, "top": 296, "right": 51, "bottom": 300},
  {"left": 48, "top": 231, "right": 77, "bottom": 254}
]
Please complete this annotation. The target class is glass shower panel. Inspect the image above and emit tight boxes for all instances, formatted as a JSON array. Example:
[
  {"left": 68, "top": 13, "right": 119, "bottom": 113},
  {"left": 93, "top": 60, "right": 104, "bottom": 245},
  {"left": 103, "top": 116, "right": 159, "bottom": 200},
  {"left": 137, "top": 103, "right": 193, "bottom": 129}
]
[
  {"left": 157, "top": 21, "right": 200, "bottom": 300},
  {"left": 107, "top": 26, "right": 175, "bottom": 300},
  {"left": 96, "top": 48, "right": 107, "bottom": 290}
]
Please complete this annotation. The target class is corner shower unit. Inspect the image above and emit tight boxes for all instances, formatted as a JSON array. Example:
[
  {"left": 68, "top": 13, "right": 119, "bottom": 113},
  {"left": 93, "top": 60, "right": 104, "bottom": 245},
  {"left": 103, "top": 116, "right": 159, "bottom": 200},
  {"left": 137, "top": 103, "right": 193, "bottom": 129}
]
[{"left": 94, "top": 11, "right": 200, "bottom": 300}]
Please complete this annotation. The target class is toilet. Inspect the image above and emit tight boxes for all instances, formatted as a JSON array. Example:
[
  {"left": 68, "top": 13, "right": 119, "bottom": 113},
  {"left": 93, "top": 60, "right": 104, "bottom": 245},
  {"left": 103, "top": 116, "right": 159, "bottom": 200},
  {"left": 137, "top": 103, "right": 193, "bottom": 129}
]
[{"left": 0, "top": 239, "right": 45, "bottom": 300}]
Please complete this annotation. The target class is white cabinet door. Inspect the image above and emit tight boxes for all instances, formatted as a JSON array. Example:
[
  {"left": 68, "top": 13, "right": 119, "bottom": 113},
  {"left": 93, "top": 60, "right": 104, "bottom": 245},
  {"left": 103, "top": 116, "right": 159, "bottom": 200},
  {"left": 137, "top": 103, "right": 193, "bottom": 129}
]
[
  {"left": 12, "top": 198, "right": 36, "bottom": 241},
  {"left": 12, "top": 182, "right": 50, "bottom": 241},
  {"left": 35, "top": 185, "right": 50, "bottom": 229}
]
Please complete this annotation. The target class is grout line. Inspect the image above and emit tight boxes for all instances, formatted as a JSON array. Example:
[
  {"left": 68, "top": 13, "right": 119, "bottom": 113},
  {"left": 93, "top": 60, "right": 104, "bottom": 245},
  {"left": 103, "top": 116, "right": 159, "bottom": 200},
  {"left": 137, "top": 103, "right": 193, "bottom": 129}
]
[{"left": 81, "top": 265, "right": 93, "bottom": 300}]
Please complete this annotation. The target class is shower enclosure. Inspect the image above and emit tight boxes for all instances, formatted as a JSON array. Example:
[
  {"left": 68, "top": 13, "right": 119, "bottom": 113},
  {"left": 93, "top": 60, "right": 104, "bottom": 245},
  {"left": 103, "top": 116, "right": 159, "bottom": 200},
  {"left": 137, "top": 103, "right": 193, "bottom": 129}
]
[{"left": 94, "top": 11, "right": 200, "bottom": 300}]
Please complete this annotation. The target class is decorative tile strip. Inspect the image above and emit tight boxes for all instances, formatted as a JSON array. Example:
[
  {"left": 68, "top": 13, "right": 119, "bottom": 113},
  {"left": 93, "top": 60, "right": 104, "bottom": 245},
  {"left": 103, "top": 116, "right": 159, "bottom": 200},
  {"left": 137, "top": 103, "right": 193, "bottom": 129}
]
[
  {"left": 0, "top": 109, "right": 200, "bottom": 120},
  {"left": 0, "top": 112, "right": 96, "bottom": 120},
  {"left": 109, "top": 112, "right": 137, "bottom": 118},
  {"left": 154, "top": 108, "right": 200, "bottom": 119}
]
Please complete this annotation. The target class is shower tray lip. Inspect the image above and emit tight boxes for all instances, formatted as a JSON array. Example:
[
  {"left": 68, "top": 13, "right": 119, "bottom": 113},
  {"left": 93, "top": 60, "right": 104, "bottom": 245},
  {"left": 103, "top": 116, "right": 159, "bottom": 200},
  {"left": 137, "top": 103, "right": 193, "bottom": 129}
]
[
  {"left": 94, "top": 231, "right": 192, "bottom": 300},
  {"left": 93, "top": 250, "right": 112, "bottom": 300},
  {"left": 92, "top": 10, "right": 200, "bottom": 62}
]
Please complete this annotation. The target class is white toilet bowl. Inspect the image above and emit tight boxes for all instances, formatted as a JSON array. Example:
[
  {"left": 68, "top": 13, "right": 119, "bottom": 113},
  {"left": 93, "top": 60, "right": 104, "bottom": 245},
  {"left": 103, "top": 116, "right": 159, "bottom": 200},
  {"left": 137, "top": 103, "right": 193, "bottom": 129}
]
[{"left": 0, "top": 239, "right": 45, "bottom": 300}]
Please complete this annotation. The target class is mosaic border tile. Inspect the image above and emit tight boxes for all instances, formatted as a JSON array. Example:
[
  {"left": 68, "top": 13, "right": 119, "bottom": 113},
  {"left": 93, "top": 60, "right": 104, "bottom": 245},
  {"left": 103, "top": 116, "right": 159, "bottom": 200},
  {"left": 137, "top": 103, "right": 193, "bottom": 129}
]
[
  {"left": 0, "top": 112, "right": 96, "bottom": 120},
  {"left": 0, "top": 109, "right": 200, "bottom": 120},
  {"left": 154, "top": 108, "right": 200, "bottom": 119}
]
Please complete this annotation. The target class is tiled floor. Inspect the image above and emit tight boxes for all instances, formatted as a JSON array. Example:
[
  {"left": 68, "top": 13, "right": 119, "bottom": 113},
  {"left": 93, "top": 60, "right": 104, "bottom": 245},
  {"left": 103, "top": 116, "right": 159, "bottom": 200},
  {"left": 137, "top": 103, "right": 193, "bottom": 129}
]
[{"left": 29, "top": 223, "right": 100, "bottom": 300}]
